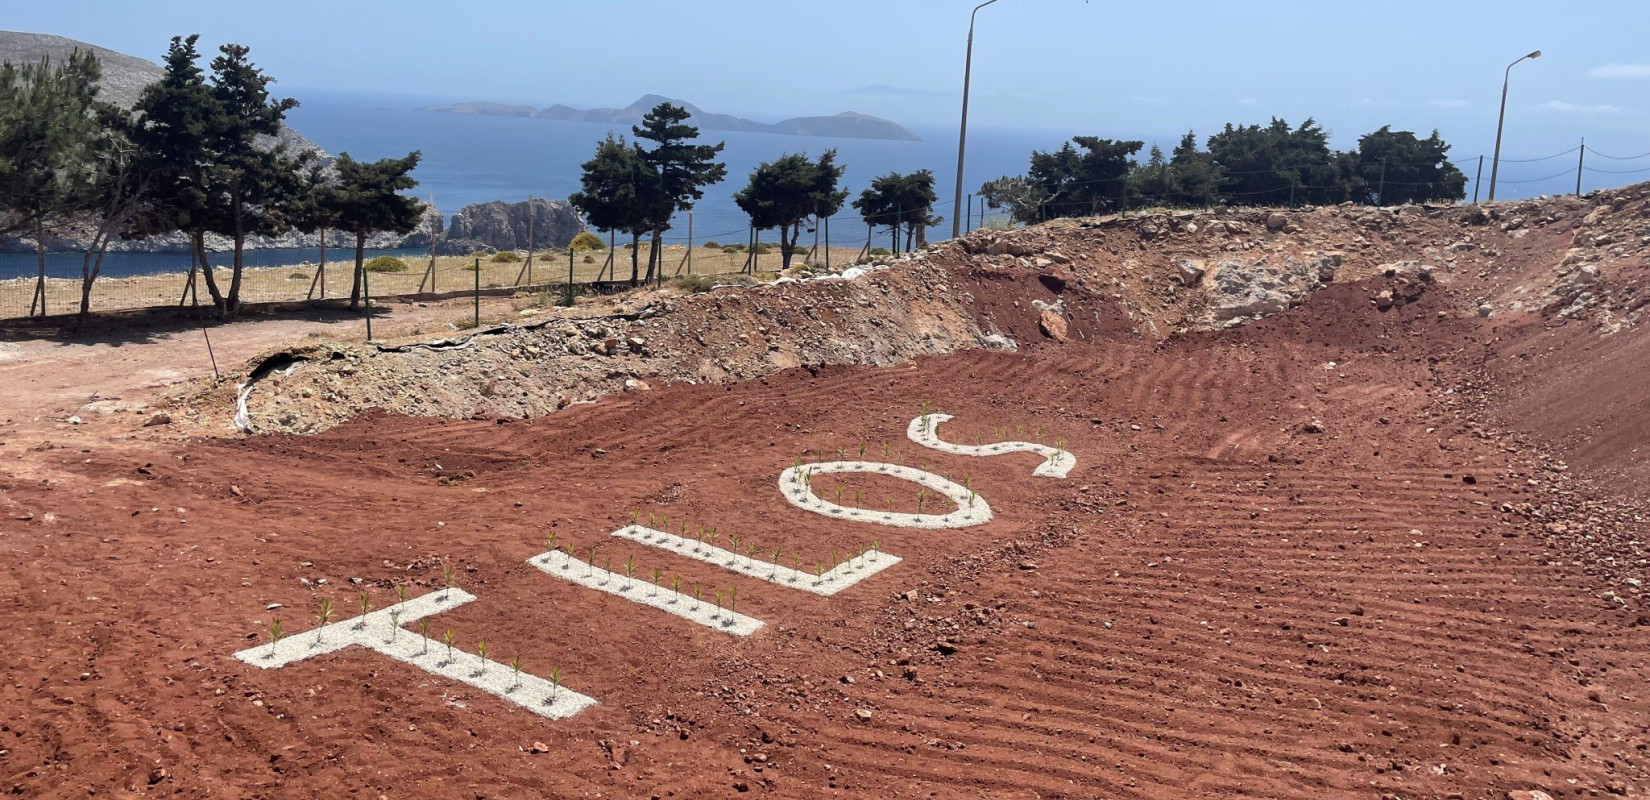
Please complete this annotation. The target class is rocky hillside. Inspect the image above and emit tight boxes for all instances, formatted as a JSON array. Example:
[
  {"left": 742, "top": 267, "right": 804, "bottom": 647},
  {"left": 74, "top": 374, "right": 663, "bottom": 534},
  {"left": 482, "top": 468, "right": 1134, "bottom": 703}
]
[
  {"left": 192, "top": 182, "right": 1650, "bottom": 505},
  {"left": 0, "top": 30, "right": 323, "bottom": 159}
]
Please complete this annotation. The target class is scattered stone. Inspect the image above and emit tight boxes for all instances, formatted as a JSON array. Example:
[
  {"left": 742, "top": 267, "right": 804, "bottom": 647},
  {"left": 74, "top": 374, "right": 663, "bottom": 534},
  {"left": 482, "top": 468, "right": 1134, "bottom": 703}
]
[
  {"left": 1265, "top": 212, "right": 1289, "bottom": 232},
  {"left": 1506, "top": 791, "right": 1554, "bottom": 800},
  {"left": 1177, "top": 259, "right": 1206, "bottom": 286},
  {"left": 1303, "top": 419, "right": 1326, "bottom": 434},
  {"left": 1038, "top": 310, "right": 1068, "bottom": 342},
  {"left": 853, "top": 709, "right": 873, "bottom": 721},
  {"left": 143, "top": 411, "right": 173, "bottom": 427},
  {"left": 530, "top": 741, "right": 550, "bottom": 754}
]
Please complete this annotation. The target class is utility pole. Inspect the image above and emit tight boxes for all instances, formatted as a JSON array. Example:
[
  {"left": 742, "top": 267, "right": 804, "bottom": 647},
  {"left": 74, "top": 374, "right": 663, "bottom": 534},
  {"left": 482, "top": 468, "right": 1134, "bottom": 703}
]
[
  {"left": 951, "top": 0, "right": 1007, "bottom": 239},
  {"left": 1489, "top": 49, "right": 1542, "bottom": 202},
  {"left": 1473, "top": 156, "right": 1484, "bottom": 204},
  {"left": 1576, "top": 138, "right": 1586, "bottom": 195},
  {"left": 686, "top": 211, "right": 693, "bottom": 275}
]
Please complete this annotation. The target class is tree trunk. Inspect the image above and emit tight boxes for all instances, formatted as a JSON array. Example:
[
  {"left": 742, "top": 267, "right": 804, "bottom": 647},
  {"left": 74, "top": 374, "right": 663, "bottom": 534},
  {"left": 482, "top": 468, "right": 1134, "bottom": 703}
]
[
  {"left": 225, "top": 184, "right": 245, "bottom": 321},
  {"left": 628, "top": 232, "right": 641, "bottom": 286},
  {"left": 779, "top": 223, "right": 797, "bottom": 271},
  {"left": 643, "top": 227, "right": 663, "bottom": 284},
  {"left": 349, "top": 231, "right": 365, "bottom": 308},
  {"left": 78, "top": 227, "right": 112, "bottom": 320},
  {"left": 195, "top": 232, "right": 227, "bottom": 313}
]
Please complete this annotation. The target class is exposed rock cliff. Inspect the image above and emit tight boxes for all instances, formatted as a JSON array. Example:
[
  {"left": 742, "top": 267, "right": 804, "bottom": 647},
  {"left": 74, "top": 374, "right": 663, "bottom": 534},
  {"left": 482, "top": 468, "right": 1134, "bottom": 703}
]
[{"left": 443, "top": 198, "right": 583, "bottom": 253}]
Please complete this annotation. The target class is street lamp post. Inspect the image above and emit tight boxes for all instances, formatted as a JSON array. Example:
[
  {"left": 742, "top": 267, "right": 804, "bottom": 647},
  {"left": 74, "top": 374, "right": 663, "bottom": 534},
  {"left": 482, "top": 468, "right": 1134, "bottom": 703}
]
[
  {"left": 951, "top": 0, "right": 1006, "bottom": 239},
  {"left": 1487, "top": 49, "right": 1541, "bottom": 203}
]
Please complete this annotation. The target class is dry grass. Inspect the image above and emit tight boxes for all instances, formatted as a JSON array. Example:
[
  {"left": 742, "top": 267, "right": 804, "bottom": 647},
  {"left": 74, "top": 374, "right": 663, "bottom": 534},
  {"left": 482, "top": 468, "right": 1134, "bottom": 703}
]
[{"left": 1, "top": 244, "right": 869, "bottom": 320}]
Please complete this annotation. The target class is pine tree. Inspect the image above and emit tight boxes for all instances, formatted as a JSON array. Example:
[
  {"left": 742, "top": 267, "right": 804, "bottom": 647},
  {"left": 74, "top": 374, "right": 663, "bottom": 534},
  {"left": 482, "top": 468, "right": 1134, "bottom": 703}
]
[
  {"left": 632, "top": 103, "right": 725, "bottom": 284},
  {"left": 197, "top": 43, "right": 304, "bottom": 319},
  {"left": 0, "top": 49, "right": 105, "bottom": 316},
  {"left": 569, "top": 134, "right": 654, "bottom": 284},
  {"left": 330, "top": 152, "right": 423, "bottom": 308}
]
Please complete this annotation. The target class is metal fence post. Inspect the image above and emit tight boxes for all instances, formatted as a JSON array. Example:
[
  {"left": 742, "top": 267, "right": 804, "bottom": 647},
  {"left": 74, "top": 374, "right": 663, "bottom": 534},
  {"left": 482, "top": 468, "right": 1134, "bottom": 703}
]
[
  {"left": 824, "top": 214, "right": 830, "bottom": 270},
  {"left": 473, "top": 257, "right": 480, "bottom": 328},
  {"left": 363, "top": 256, "right": 373, "bottom": 342},
  {"left": 566, "top": 246, "right": 574, "bottom": 307}
]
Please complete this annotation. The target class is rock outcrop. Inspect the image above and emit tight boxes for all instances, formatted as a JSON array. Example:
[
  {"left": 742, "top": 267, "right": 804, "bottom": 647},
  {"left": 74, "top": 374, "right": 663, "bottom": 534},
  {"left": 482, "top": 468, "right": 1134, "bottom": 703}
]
[{"left": 443, "top": 198, "right": 583, "bottom": 254}]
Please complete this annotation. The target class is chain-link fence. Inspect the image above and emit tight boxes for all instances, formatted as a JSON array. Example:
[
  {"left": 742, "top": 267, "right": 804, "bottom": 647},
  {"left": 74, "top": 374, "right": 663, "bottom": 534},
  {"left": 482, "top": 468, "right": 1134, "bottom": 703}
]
[{"left": 5, "top": 141, "right": 1647, "bottom": 322}]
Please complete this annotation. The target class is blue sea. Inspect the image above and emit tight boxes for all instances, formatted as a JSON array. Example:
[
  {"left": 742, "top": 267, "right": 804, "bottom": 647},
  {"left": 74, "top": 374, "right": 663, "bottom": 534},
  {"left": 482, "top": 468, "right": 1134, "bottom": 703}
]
[{"left": 0, "top": 90, "right": 1068, "bottom": 280}]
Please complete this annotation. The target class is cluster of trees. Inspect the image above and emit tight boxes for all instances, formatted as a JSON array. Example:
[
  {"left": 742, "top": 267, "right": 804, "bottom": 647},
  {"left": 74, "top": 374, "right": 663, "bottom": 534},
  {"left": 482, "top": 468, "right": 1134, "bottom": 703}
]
[
  {"left": 570, "top": 105, "right": 946, "bottom": 276},
  {"left": 569, "top": 103, "right": 727, "bottom": 285},
  {"left": 980, "top": 118, "right": 1467, "bottom": 224},
  {"left": 0, "top": 36, "right": 424, "bottom": 319}
]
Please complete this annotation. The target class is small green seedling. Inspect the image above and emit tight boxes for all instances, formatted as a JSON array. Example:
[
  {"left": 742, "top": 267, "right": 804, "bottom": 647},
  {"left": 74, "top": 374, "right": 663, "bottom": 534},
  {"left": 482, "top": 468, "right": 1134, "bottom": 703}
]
[
  {"left": 358, "top": 591, "right": 373, "bottom": 626},
  {"left": 728, "top": 532, "right": 741, "bottom": 552},
  {"left": 916, "top": 490, "right": 928, "bottom": 514},
  {"left": 727, "top": 586, "right": 739, "bottom": 615},
  {"left": 853, "top": 488, "right": 862, "bottom": 508},
  {"left": 713, "top": 588, "right": 724, "bottom": 615},
  {"left": 858, "top": 442, "right": 867, "bottom": 460},
  {"left": 813, "top": 561, "right": 825, "bottom": 583},
  {"left": 546, "top": 531, "right": 558, "bottom": 552},
  {"left": 510, "top": 655, "right": 525, "bottom": 689},
  {"left": 693, "top": 584, "right": 703, "bottom": 607},
  {"left": 881, "top": 441, "right": 890, "bottom": 459},
  {"left": 395, "top": 583, "right": 409, "bottom": 605},
  {"left": 269, "top": 618, "right": 283, "bottom": 653},
  {"left": 419, "top": 618, "right": 432, "bottom": 653},
  {"left": 771, "top": 547, "right": 783, "bottom": 568},
  {"left": 475, "top": 638, "right": 489, "bottom": 672},
  {"left": 631, "top": 509, "right": 640, "bottom": 524},
  {"left": 442, "top": 629, "right": 456, "bottom": 663},
  {"left": 442, "top": 564, "right": 457, "bottom": 596},
  {"left": 548, "top": 666, "right": 564, "bottom": 700},
  {"left": 648, "top": 511, "right": 656, "bottom": 526},
  {"left": 603, "top": 554, "right": 612, "bottom": 576},
  {"left": 835, "top": 485, "right": 845, "bottom": 505},
  {"left": 671, "top": 574, "right": 683, "bottom": 597},
  {"left": 746, "top": 543, "right": 759, "bottom": 565},
  {"left": 651, "top": 567, "right": 664, "bottom": 595},
  {"left": 316, "top": 598, "right": 334, "bottom": 642}
]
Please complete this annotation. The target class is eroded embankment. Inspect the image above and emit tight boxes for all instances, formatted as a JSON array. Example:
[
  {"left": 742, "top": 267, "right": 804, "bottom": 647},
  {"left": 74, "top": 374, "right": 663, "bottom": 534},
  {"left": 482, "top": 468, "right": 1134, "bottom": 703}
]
[{"left": 217, "top": 261, "right": 1014, "bottom": 435}]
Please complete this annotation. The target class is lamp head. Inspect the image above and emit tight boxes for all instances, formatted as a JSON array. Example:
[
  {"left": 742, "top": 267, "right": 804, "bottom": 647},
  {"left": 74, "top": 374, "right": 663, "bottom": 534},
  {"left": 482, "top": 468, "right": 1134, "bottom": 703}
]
[{"left": 1527, "top": 50, "right": 1542, "bottom": 59}]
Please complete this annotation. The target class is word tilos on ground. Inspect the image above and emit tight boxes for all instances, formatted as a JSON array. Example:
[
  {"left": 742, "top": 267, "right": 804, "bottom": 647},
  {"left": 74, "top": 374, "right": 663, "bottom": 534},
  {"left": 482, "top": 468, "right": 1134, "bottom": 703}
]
[{"left": 232, "top": 412, "right": 1077, "bottom": 722}]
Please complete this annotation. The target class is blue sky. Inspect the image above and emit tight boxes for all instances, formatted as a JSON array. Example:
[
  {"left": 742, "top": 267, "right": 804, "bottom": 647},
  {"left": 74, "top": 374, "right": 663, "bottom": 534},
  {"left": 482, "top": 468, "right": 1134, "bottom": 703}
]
[{"left": 10, "top": 1, "right": 1650, "bottom": 164}]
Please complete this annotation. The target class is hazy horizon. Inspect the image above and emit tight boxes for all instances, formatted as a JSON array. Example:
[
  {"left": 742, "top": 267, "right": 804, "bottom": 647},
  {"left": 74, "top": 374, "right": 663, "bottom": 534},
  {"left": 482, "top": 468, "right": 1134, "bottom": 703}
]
[{"left": 6, "top": 0, "right": 1649, "bottom": 198}]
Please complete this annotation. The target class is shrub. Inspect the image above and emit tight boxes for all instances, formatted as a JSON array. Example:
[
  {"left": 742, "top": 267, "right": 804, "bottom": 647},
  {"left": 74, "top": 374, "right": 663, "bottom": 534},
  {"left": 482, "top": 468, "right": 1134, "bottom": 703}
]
[
  {"left": 721, "top": 245, "right": 743, "bottom": 253},
  {"left": 702, "top": 240, "right": 720, "bottom": 249},
  {"left": 868, "top": 247, "right": 891, "bottom": 256},
  {"left": 749, "top": 243, "right": 771, "bottom": 255},
  {"left": 364, "top": 255, "right": 408, "bottom": 273},
  {"left": 582, "top": 254, "right": 595, "bottom": 263},
  {"left": 668, "top": 274, "right": 718, "bottom": 294},
  {"left": 490, "top": 250, "right": 522, "bottom": 263},
  {"left": 569, "top": 231, "right": 605, "bottom": 251}
]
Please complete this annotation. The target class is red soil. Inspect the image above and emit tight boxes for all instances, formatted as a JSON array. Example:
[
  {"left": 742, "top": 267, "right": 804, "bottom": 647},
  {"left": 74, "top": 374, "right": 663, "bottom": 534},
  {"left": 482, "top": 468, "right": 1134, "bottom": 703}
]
[{"left": 4, "top": 273, "right": 1646, "bottom": 798}]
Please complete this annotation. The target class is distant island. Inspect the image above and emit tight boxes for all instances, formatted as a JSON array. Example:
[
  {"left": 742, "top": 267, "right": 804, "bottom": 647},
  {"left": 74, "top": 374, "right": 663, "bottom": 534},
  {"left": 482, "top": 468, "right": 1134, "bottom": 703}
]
[{"left": 421, "top": 94, "right": 923, "bottom": 142}]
